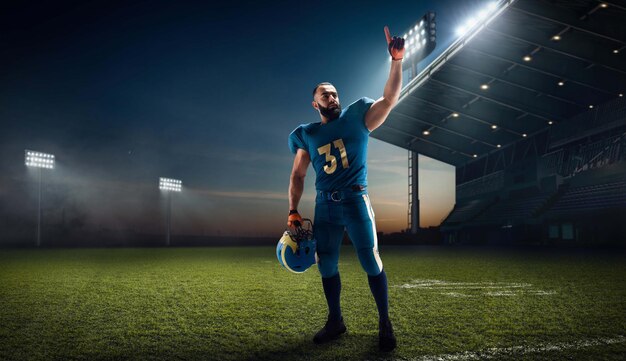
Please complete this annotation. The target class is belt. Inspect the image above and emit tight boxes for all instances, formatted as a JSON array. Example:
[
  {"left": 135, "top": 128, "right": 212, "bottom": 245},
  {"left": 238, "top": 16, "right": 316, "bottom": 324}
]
[{"left": 317, "top": 185, "right": 366, "bottom": 202}]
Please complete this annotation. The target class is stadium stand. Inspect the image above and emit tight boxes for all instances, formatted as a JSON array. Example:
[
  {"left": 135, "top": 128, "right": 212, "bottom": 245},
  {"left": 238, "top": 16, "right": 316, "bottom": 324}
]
[
  {"left": 370, "top": 0, "right": 626, "bottom": 245},
  {"left": 542, "top": 159, "right": 626, "bottom": 217},
  {"left": 456, "top": 171, "right": 504, "bottom": 199},
  {"left": 547, "top": 181, "right": 626, "bottom": 216},
  {"left": 442, "top": 197, "right": 497, "bottom": 226},
  {"left": 472, "top": 188, "right": 554, "bottom": 226}
]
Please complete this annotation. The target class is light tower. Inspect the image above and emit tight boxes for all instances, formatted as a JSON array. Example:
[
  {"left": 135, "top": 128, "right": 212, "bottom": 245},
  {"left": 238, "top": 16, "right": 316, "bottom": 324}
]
[
  {"left": 25, "top": 150, "right": 55, "bottom": 247},
  {"left": 400, "top": 11, "right": 437, "bottom": 234},
  {"left": 159, "top": 177, "right": 182, "bottom": 246}
]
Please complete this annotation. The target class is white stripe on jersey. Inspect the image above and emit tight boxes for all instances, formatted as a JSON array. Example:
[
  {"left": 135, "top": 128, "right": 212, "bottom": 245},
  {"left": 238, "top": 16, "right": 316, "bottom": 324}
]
[{"left": 362, "top": 194, "right": 383, "bottom": 273}]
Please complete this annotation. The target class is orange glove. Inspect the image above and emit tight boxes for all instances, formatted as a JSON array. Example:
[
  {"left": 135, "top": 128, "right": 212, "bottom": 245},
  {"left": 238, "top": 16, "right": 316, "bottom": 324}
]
[
  {"left": 385, "top": 26, "right": 405, "bottom": 61},
  {"left": 287, "top": 210, "right": 303, "bottom": 228}
]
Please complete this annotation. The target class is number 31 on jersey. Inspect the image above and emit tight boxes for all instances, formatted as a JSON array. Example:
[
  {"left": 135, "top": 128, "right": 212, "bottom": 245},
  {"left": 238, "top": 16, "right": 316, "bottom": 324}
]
[{"left": 317, "top": 139, "right": 349, "bottom": 175}]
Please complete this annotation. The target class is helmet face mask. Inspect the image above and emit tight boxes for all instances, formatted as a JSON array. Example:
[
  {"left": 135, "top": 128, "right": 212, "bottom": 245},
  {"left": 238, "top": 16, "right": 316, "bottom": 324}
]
[{"left": 276, "top": 219, "right": 317, "bottom": 273}]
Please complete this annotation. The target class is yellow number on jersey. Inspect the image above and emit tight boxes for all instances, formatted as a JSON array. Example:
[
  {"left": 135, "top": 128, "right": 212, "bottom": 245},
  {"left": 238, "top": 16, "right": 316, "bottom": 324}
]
[{"left": 317, "top": 139, "right": 349, "bottom": 175}]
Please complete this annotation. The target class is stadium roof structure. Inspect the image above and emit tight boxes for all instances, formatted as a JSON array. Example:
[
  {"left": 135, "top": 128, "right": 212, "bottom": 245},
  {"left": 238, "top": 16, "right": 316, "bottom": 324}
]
[{"left": 372, "top": 0, "right": 626, "bottom": 167}]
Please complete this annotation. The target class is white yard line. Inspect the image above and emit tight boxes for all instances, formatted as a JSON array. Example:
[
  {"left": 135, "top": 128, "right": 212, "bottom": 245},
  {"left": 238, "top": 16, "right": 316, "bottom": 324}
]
[
  {"left": 526, "top": 290, "right": 557, "bottom": 296},
  {"left": 397, "top": 285, "right": 531, "bottom": 289},
  {"left": 402, "top": 335, "right": 626, "bottom": 361},
  {"left": 439, "top": 292, "right": 476, "bottom": 298},
  {"left": 484, "top": 290, "right": 517, "bottom": 296},
  {"left": 395, "top": 279, "right": 555, "bottom": 297}
]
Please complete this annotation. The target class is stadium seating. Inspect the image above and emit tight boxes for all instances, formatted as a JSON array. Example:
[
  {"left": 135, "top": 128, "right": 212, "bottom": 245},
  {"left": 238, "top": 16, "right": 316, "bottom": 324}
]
[
  {"left": 441, "top": 197, "right": 496, "bottom": 226},
  {"left": 543, "top": 180, "right": 626, "bottom": 218},
  {"left": 472, "top": 190, "right": 554, "bottom": 226}
]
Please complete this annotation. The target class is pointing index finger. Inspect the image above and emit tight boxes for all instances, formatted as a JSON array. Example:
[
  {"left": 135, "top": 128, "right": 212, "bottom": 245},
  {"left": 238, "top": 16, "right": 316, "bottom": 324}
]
[{"left": 384, "top": 26, "right": 391, "bottom": 44}]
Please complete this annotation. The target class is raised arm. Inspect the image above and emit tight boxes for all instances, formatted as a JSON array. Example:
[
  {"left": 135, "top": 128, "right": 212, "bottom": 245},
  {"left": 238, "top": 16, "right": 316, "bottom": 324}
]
[
  {"left": 288, "top": 148, "right": 311, "bottom": 227},
  {"left": 365, "top": 26, "right": 404, "bottom": 132}
]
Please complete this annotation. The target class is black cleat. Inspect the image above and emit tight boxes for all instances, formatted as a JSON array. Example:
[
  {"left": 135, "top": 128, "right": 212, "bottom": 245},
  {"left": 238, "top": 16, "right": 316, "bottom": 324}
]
[
  {"left": 379, "top": 319, "right": 396, "bottom": 352},
  {"left": 313, "top": 317, "right": 347, "bottom": 344}
]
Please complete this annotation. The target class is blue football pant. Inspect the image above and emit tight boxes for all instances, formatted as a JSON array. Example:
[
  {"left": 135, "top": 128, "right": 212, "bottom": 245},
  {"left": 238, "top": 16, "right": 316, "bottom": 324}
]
[{"left": 314, "top": 193, "right": 383, "bottom": 277}]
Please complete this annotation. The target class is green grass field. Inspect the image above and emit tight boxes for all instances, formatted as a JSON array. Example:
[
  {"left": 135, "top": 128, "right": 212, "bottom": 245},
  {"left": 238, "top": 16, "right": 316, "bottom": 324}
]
[{"left": 0, "top": 246, "right": 625, "bottom": 360}]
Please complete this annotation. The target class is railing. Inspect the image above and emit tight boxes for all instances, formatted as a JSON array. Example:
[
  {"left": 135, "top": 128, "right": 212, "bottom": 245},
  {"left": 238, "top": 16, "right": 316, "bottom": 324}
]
[
  {"left": 539, "top": 132, "right": 625, "bottom": 177},
  {"left": 572, "top": 133, "right": 625, "bottom": 175},
  {"left": 456, "top": 170, "right": 504, "bottom": 199}
]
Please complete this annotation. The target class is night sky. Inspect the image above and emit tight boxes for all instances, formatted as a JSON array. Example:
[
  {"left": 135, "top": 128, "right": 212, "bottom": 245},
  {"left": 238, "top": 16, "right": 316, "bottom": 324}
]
[{"left": 0, "top": 0, "right": 491, "bottom": 239}]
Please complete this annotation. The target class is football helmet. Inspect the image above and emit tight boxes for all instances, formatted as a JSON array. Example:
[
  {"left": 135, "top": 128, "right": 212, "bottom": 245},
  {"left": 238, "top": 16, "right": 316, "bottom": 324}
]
[{"left": 276, "top": 219, "right": 317, "bottom": 273}]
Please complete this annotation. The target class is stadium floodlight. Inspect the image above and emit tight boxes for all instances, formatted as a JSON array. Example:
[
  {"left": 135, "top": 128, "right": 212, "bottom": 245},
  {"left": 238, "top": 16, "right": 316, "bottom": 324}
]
[
  {"left": 25, "top": 150, "right": 55, "bottom": 169},
  {"left": 25, "top": 150, "right": 55, "bottom": 247},
  {"left": 455, "top": 1, "right": 500, "bottom": 37},
  {"left": 159, "top": 177, "right": 182, "bottom": 246},
  {"left": 401, "top": 11, "right": 437, "bottom": 77},
  {"left": 159, "top": 177, "right": 182, "bottom": 192}
]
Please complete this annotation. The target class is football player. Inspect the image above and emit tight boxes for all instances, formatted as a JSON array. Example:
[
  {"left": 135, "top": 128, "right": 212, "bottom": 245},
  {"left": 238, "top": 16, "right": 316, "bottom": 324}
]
[{"left": 287, "top": 26, "right": 404, "bottom": 352}]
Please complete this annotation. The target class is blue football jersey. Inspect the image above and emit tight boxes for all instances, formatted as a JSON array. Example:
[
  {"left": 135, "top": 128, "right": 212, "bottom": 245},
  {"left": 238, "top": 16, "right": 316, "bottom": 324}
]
[{"left": 289, "top": 97, "right": 375, "bottom": 191}]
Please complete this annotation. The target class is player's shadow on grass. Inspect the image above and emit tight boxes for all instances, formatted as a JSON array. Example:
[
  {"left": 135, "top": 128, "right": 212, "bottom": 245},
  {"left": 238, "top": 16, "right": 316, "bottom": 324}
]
[{"left": 238, "top": 332, "right": 389, "bottom": 361}]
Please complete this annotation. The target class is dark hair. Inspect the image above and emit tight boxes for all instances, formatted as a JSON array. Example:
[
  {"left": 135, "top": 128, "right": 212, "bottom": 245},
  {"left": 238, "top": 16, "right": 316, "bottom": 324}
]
[{"left": 312, "top": 82, "right": 335, "bottom": 97}]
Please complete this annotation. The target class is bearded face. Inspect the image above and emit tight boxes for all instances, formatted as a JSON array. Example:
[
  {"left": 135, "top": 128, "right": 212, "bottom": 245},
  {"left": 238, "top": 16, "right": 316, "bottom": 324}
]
[
  {"left": 312, "top": 84, "right": 342, "bottom": 121},
  {"left": 316, "top": 101, "right": 342, "bottom": 121}
]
